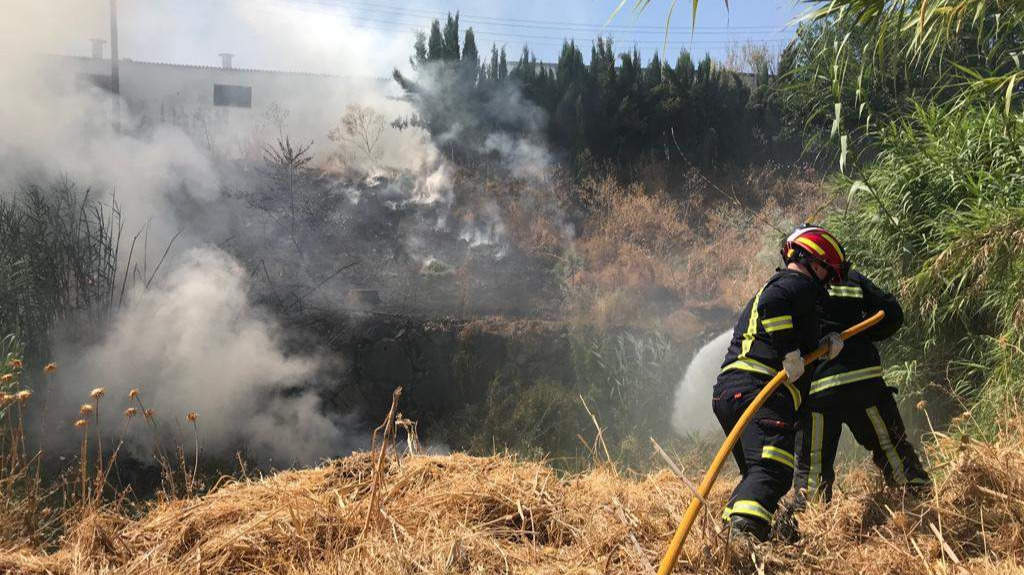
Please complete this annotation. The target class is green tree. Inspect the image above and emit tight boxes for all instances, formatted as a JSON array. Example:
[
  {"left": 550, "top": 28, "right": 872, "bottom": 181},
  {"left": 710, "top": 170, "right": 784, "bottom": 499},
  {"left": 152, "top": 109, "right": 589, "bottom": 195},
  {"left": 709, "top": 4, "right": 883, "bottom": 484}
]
[
  {"left": 442, "top": 12, "right": 460, "bottom": 61},
  {"left": 462, "top": 27, "right": 479, "bottom": 67},
  {"left": 426, "top": 20, "right": 444, "bottom": 62}
]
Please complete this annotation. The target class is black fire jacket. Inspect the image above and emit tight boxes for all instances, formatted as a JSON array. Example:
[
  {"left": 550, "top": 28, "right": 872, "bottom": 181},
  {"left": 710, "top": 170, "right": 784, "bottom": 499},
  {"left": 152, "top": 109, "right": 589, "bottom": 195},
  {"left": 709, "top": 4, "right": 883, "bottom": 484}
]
[
  {"left": 807, "top": 268, "right": 904, "bottom": 408},
  {"left": 717, "top": 269, "right": 826, "bottom": 410}
]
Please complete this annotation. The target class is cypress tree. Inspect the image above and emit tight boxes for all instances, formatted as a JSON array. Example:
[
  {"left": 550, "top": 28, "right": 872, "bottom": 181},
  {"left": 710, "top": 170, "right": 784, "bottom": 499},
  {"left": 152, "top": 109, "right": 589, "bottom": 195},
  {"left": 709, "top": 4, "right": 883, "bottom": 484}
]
[
  {"left": 412, "top": 32, "right": 427, "bottom": 67},
  {"left": 646, "top": 52, "right": 663, "bottom": 88},
  {"left": 462, "top": 28, "right": 479, "bottom": 67},
  {"left": 442, "top": 12, "right": 460, "bottom": 61},
  {"left": 489, "top": 45, "right": 500, "bottom": 81},
  {"left": 427, "top": 20, "right": 444, "bottom": 62},
  {"left": 398, "top": 18, "right": 794, "bottom": 172}
]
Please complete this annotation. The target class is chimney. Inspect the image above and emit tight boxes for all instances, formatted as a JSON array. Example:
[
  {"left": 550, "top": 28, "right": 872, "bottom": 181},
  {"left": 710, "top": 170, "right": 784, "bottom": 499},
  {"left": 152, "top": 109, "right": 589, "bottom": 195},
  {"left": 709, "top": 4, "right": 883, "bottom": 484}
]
[
  {"left": 219, "top": 53, "right": 234, "bottom": 70},
  {"left": 90, "top": 38, "right": 107, "bottom": 59}
]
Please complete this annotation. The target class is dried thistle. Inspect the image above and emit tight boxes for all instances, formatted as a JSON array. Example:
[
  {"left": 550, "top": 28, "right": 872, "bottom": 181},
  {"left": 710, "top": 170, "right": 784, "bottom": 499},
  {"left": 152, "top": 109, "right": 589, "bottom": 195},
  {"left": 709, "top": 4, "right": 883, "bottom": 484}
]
[
  {"left": 8, "top": 359, "right": 22, "bottom": 369},
  {"left": 0, "top": 373, "right": 13, "bottom": 383},
  {"left": 915, "top": 400, "right": 928, "bottom": 411},
  {"left": 129, "top": 388, "right": 139, "bottom": 399},
  {"left": 43, "top": 362, "right": 57, "bottom": 374},
  {"left": 144, "top": 408, "right": 154, "bottom": 420},
  {"left": 186, "top": 411, "right": 200, "bottom": 496},
  {"left": 124, "top": 407, "right": 137, "bottom": 419},
  {"left": 80, "top": 404, "right": 94, "bottom": 416},
  {"left": 74, "top": 418, "right": 88, "bottom": 428},
  {"left": 90, "top": 387, "right": 106, "bottom": 399},
  {"left": 16, "top": 390, "right": 31, "bottom": 403}
]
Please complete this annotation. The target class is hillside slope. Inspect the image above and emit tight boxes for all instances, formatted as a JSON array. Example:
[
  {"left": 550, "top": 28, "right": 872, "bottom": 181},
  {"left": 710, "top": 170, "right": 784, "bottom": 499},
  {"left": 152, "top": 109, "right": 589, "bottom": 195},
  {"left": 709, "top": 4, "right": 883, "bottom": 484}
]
[{"left": 2, "top": 421, "right": 1023, "bottom": 574}]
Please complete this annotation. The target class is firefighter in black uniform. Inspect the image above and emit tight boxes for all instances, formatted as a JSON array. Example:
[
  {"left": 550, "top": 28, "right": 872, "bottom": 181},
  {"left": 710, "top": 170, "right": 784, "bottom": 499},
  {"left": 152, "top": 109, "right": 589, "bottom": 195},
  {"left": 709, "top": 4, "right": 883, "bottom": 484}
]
[
  {"left": 713, "top": 225, "right": 848, "bottom": 541},
  {"left": 792, "top": 268, "right": 930, "bottom": 504}
]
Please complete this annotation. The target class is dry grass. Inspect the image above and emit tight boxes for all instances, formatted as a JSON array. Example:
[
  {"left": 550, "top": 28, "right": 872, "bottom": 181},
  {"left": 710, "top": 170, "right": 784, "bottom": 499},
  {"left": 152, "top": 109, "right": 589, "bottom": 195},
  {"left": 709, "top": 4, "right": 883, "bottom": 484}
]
[
  {"left": 566, "top": 171, "right": 832, "bottom": 339},
  {"left": 1, "top": 416, "right": 1022, "bottom": 574}
]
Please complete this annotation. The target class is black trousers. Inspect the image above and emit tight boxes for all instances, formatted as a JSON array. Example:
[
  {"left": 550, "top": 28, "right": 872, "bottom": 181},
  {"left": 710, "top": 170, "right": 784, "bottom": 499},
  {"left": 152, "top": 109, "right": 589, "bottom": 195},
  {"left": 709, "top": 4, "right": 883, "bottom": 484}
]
[
  {"left": 712, "top": 378, "right": 797, "bottom": 527},
  {"left": 793, "top": 386, "right": 929, "bottom": 502}
]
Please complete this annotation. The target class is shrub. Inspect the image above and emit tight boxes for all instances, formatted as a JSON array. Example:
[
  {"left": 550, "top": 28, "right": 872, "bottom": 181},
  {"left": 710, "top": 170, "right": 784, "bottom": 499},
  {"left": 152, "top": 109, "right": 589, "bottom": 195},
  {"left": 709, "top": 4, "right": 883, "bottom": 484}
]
[{"left": 828, "top": 103, "right": 1024, "bottom": 433}]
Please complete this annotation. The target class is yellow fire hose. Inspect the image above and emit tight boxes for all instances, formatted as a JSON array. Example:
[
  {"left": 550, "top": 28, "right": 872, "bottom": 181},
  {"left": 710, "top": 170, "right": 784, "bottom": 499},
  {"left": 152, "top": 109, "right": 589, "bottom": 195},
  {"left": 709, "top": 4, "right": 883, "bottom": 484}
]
[{"left": 656, "top": 310, "right": 886, "bottom": 575}]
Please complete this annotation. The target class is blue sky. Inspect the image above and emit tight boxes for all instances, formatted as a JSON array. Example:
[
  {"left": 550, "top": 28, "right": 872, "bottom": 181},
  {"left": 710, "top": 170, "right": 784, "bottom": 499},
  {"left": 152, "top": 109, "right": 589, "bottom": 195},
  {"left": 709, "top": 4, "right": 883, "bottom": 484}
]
[
  {"left": 347, "top": 0, "right": 808, "bottom": 64},
  {"left": 18, "top": 1, "right": 811, "bottom": 76}
]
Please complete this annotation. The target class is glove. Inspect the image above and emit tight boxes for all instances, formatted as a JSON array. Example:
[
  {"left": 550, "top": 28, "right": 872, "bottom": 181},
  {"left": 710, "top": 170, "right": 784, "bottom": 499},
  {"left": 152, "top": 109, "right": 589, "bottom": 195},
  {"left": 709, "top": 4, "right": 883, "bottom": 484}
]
[
  {"left": 820, "top": 332, "right": 844, "bottom": 360},
  {"left": 782, "top": 350, "right": 805, "bottom": 381}
]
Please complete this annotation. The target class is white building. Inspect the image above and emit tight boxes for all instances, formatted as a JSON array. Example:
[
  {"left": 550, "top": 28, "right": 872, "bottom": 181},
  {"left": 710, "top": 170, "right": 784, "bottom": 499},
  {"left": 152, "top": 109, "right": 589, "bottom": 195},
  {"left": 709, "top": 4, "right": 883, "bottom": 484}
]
[{"left": 44, "top": 45, "right": 394, "bottom": 159}]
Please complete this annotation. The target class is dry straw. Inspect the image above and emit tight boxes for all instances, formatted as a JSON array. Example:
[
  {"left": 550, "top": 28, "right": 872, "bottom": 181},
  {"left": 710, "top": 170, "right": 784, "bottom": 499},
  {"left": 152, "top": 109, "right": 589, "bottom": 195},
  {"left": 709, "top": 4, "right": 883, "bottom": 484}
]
[{"left": 0, "top": 412, "right": 1021, "bottom": 574}]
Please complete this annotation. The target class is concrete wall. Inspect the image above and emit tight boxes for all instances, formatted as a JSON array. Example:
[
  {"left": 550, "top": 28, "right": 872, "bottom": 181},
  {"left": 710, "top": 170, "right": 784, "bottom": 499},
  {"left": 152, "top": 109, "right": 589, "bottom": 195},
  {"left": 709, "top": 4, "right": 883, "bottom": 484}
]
[{"left": 47, "top": 54, "right": 393, "bottom": 159}]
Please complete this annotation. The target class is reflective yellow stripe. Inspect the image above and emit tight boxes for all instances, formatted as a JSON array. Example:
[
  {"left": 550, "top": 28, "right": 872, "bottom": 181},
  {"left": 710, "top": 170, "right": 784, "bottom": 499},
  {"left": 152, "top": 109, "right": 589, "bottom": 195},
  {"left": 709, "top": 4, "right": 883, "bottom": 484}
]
[
  {"left": 739, "top": 286, "right": 766, "bottom": 359},
  {"left": 721, "top": 506, "right": 732, "bottom": 521},
  {"left": 762, "top": 445, "right": 795, "bottom": 469},
  {"left": 866, "top": 406, "right": 908, "bottom": 485},
  {"left": 810, "top": 365, "right": 884, "bottom": 395},
  {"left": 795, "top": 236, "right": 825, "bottom": 255},
  {"left": 721, "top": 359, "right": 802, "bottom": 410},
  {"left": 808, "top": 412, "right": 824, "bottom": 497},
  {"left": 818, "top": 232, "right": 843, "bottom": 258},
  {"left": 828, "top": 285, "right": 863, "bottom": 298},
  {"left": 721, "top": 357, "right": 777, "bottom": 377},
  {"left": 763, "top": 314, "right": 794, "bottom": 333},
  {"left": 729, "top": 500, "right": 773, "bottom": 523},
  {"left": 721, "top": 284, "right": 803, "bottom": 410}
]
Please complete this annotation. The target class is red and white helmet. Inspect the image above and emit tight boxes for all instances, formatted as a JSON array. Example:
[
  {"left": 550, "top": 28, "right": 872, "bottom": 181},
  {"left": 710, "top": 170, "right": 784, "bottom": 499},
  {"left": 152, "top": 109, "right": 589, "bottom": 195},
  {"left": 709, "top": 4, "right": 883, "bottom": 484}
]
[{"left": 782, "top": 224, "right": 848, "bottom": 283}]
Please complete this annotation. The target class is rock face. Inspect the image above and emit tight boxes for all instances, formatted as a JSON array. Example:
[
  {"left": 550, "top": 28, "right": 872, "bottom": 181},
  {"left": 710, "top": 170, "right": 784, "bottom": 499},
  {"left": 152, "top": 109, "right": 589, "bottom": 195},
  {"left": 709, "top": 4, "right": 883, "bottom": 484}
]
[
  {"left": 301, "top": 311, "right": 693, "bottom": 457},
  {"left": 350, "top": 317, "right": 576, "bottom": 415}
]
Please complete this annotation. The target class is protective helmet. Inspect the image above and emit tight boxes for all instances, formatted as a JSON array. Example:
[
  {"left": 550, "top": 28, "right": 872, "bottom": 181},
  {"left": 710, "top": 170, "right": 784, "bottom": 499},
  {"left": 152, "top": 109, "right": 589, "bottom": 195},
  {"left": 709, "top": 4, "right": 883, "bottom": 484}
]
[{"left": 781, "top": 224, "right": 848, "bottom": 283}]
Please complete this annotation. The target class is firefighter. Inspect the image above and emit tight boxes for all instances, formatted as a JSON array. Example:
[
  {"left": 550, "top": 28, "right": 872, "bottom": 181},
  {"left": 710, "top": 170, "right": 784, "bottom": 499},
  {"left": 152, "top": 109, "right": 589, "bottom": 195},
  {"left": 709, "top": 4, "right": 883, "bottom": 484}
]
[
  {"left": 792, "top": 267, "right": 930, "bottom": 505},
  {"left": 713, "top": 225, "right": 847, "bottom": 542}
]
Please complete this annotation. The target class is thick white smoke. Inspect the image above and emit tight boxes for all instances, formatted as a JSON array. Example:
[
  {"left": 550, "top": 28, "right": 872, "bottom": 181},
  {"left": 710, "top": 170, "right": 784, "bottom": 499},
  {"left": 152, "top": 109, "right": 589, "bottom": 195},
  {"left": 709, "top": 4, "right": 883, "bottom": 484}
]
[
  {"left": 484, "top": 133, "right": 552, "bottom": 181},
  {"left": 0, "top": 0, "right": 429, "bottom": 463},
  {"left": 671, "top": 329, "right": 732, "bottom": 434},
  {"left": 56, "top": 248, "right": 355, "bottom": 464},
  {"left": 2, "top": 0, "right": 564, "bottom": 463}
]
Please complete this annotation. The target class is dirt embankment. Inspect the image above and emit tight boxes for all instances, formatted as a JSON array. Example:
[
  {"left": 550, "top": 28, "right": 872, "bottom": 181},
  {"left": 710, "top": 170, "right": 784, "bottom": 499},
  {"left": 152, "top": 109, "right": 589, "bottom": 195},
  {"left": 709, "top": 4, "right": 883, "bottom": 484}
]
[
  {"left": 322, "top": 313, "right": 693, "bottom": 459},
  {"left": 346, "top": 317, "right": 579, "bottom": 414},
  {"left": 3, "top": 417, "right": 1022, "bottom": 574}
]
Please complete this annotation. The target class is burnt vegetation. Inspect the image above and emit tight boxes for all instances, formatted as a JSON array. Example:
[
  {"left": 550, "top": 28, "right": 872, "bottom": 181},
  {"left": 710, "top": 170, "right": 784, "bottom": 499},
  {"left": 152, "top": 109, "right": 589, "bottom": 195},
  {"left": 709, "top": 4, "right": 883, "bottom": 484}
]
[{"left": 3, "top": 3, "right": 1024, "bottom": 571}]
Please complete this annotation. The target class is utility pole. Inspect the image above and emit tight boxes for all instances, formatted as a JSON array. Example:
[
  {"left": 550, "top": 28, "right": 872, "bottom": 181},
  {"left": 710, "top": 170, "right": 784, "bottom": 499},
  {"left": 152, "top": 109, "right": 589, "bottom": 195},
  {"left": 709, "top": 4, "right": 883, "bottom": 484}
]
[{"left": 110, "top": 0, "right": 120, "bottom": 130}]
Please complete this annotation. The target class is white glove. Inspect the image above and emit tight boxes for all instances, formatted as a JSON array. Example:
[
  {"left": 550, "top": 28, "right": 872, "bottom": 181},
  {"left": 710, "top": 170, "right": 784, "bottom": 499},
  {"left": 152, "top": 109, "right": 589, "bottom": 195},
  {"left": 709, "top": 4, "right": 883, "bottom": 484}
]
[
  {"left": 821, "top": 332, "right": 844, "bottom": 360},
  {"left": 782, "top": 350, "right": 805, "bottom": 381}
]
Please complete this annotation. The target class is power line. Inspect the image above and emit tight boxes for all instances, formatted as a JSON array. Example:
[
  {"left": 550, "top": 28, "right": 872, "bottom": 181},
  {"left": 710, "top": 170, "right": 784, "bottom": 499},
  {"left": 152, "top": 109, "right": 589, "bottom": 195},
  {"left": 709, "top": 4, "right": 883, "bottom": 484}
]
[
  {"left": 313, "top": 0, "right": 796, "bottom": 32},
  {"left": 343, "top": 12, "right": 790, "bottom": 39},
  {"left": 345, "top": 16, "right": 786, "bottom": 45},
  {"left": 263, "top": 0, "right": 792, "bottom": 35},
  {"left": 235, "top": 0, "right": 792, "bottom": 49},
  {"left": 153, "top": 0, "right": 790, "bottom": 66}
]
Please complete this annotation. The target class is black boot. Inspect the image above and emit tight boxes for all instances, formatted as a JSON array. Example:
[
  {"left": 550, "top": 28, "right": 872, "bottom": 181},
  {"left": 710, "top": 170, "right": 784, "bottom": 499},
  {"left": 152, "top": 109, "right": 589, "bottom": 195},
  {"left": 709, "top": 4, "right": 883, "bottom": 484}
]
[
  {"left": 725, "top": 515, "right": 768, "bottom": 566},
  {"left": 728, "top": 515, "right": 770, "bottom": 542},
  {"left": 773, "top": 501, "right": 800, "bottom": 543}
]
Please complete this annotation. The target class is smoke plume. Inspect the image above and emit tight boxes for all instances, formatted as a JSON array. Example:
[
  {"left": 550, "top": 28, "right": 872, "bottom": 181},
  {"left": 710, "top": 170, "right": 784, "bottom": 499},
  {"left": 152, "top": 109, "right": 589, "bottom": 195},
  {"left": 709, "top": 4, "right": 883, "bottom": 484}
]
[
  {"left": 672, "top": 330, "right": 732, "bottom": 434},
  {"left": 0, "top": 0, "right": 429, "bottom": 462},
  {"left": 2, "top": 0, "right": 568, "bottom": 463},
  {"left": 50, "top": 248, "right": 355, "bottom": 464}
]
